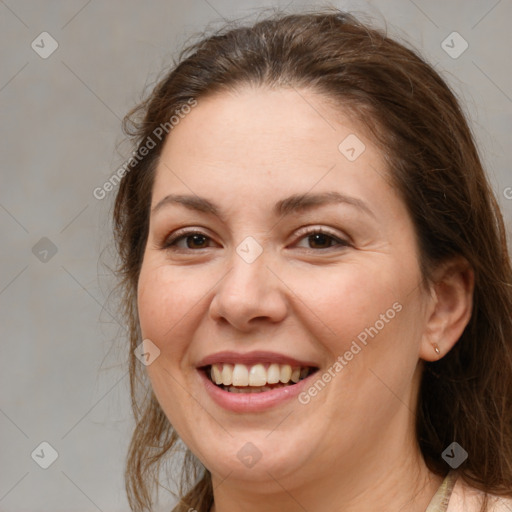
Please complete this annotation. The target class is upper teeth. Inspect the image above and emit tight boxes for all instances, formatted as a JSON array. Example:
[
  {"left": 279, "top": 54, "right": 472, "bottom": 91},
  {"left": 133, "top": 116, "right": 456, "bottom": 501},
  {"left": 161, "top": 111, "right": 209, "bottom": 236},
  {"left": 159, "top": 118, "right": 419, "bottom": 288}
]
[{"left": 210, "top": 363, "right": 310, "bottom": 387}]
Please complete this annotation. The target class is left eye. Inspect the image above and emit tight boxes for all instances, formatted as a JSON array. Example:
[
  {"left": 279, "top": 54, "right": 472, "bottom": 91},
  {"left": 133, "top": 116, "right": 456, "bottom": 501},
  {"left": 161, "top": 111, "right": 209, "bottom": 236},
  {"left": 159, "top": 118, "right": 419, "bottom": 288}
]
[
  {"left": 295, "top": 230, "right": 348, "bottom": 250},
  {"left": 162, "top": 229, "right": 349, "bottom": 251}
]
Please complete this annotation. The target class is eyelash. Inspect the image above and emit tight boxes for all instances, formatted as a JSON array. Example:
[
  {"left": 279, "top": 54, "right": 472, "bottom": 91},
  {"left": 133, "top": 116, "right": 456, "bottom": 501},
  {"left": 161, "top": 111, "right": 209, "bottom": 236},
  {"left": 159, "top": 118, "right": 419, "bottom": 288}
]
[{"left": 161, "top": 227, "right": 350, "bottom": 252}]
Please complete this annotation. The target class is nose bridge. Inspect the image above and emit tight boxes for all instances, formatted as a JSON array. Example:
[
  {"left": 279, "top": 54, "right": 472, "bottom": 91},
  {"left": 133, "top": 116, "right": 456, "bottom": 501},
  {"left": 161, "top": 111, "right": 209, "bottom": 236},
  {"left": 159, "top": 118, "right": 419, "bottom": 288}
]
[
  {"left": 222, "top": 242, "right": 271, "bottom": 304},
  {"left": 209, "top": 238, "right": 287, "bottom": 328}
]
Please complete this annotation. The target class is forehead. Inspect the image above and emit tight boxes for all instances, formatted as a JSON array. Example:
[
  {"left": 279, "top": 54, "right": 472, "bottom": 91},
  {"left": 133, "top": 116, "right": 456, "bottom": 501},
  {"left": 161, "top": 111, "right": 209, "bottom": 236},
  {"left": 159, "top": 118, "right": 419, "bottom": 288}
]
[
  {"left": 153, "top": 86, "right": 389, "bottom": 199},
  {"left": 162, "top": 86, "right": 370, "bottom": 159}
]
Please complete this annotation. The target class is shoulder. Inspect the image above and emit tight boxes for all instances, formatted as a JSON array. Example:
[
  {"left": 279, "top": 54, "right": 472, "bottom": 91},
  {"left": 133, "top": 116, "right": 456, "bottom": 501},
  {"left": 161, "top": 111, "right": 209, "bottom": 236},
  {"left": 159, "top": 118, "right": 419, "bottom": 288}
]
[{"left": 447, "top": 478, "right": 512, "bottom": 512}]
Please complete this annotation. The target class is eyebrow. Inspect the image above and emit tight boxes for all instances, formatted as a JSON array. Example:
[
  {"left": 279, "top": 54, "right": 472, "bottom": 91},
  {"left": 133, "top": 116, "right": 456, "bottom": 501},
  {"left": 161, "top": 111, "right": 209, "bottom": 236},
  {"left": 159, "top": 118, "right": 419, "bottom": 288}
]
[{"left": 151, "top": 191, "right": 375, "bottom": 220}]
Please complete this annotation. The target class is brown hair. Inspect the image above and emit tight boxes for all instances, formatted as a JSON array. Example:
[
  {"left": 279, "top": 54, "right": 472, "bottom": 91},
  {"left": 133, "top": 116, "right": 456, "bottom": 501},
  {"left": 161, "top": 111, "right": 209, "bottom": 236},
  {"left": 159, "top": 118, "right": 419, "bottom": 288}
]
[{"left": 112, "top": 7, "right": 512, "bottom": 512}]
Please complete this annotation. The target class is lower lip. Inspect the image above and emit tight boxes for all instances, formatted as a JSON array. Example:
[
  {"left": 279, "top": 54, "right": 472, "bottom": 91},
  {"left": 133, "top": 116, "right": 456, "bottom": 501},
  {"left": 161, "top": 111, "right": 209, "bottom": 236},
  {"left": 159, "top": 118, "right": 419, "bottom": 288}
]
[{"left": 198, "top": 369, "right": 317, "bottom": 412}]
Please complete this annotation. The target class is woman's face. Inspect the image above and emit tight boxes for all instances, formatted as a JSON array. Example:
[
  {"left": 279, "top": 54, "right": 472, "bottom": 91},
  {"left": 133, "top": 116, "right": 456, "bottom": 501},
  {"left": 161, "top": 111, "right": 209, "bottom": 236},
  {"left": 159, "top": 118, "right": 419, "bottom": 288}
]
[{"left": 137, "top": 86, "right": 433, "bottom": 491}]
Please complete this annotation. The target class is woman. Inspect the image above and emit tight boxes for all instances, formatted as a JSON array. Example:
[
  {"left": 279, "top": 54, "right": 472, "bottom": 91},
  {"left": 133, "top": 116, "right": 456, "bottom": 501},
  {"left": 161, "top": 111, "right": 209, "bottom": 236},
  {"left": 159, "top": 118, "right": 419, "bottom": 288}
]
[{"left": 113, "top": 8, "right": 512, "bottom": 512}]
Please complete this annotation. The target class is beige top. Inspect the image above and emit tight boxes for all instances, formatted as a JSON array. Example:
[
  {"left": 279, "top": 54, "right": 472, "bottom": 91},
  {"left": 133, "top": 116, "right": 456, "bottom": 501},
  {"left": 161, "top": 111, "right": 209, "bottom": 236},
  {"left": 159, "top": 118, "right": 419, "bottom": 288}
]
[{"left": 426, "top": 471, "right": 512, "bottom": 512}]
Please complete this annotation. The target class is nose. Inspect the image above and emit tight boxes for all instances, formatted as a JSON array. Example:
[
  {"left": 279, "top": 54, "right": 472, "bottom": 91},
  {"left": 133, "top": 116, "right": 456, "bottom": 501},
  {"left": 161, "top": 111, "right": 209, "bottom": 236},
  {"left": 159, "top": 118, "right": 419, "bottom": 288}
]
[{"left": 208, "top": 248, "right": 288, "bottom": 332}]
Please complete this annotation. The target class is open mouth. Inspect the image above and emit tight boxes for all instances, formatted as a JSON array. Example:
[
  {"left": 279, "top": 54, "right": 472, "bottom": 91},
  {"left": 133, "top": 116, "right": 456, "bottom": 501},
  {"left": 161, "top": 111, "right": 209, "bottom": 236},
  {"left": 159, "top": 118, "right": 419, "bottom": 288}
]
[{"left": 202, "top": 363, "right": 319, "bottom": 393}]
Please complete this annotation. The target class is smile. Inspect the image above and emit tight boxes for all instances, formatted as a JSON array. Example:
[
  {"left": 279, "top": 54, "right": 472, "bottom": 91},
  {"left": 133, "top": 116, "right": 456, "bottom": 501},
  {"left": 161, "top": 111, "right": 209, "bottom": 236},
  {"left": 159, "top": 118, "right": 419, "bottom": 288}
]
[
  {"left": 196, "top": 350, "right": 320, "bottom": 411},
  {"left": 206, "top": 363, "right": 316, "bottom": 393}
]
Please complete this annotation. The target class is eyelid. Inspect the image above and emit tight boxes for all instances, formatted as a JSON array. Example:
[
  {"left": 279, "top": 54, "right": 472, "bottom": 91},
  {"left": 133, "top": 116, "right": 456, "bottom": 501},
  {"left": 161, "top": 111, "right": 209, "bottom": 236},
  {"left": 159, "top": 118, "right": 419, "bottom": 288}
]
[
  {"left": 160, "top": 227, "right": 217, "bottom": 250},
  {"left": 160, "top": 225, "right": 351, "bottom": 251},
  {"left": 293, "top": 225, "right": 348, "bottom": 243}
]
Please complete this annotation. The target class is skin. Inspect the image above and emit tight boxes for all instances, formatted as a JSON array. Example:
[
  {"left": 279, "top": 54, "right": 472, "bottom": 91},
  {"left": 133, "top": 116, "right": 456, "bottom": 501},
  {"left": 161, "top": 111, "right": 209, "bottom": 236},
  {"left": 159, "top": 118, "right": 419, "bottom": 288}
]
[{"left": 137, "top": 86, "right": 474, "bottom": 512}]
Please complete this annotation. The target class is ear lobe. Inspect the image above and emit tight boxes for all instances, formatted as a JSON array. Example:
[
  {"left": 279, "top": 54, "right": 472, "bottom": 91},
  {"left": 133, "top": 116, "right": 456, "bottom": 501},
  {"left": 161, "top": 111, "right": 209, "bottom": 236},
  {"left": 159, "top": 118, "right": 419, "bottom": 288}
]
[{"left": 419, "top": 256, "right": 475, "bottom": 362}]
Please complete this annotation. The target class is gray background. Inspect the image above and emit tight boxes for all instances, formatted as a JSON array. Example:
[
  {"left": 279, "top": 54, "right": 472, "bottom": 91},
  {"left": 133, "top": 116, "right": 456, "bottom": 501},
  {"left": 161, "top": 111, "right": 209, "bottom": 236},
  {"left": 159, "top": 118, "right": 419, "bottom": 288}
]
[{"left": 1, "top": 0, "right": 510, "bottom": 510}]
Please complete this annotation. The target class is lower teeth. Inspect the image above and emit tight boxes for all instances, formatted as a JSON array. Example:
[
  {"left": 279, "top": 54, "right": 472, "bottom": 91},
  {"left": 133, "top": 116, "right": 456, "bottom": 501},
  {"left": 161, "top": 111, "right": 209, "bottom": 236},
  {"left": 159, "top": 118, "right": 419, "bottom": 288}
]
[{"left": 220, "top": 382, "right": 295, "bottom": 393}]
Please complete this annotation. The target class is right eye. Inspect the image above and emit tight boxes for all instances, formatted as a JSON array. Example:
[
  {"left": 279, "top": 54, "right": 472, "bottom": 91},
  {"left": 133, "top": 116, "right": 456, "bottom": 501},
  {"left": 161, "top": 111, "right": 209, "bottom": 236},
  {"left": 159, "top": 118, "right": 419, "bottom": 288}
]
[{"left": 162, "top": 230, "right": 217, "bottom": 250}]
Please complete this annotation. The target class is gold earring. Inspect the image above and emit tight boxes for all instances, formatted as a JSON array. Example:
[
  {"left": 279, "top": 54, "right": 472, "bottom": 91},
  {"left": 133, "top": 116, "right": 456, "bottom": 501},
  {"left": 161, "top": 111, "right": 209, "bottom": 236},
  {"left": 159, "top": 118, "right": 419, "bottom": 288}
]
[{"left": 433, "top": 343, "right": 441, "bottom": 356}]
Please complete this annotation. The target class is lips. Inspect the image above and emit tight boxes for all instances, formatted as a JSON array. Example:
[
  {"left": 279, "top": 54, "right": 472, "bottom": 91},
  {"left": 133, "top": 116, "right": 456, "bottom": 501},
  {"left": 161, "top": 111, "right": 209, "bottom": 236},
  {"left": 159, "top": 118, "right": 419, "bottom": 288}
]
[
  {"left": 196, "top": 350, "right": 319, "bottom": 401},
  {"left": 198, "top": 365, "right": 320, "bottom": 412}
]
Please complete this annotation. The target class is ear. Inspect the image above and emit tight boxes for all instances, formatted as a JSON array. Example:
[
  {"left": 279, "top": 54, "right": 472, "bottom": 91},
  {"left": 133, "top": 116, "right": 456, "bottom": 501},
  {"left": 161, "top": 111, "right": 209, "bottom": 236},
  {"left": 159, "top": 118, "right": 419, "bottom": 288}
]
[{"left": 419, "top": 256, "right": 475, "bottom": 362}]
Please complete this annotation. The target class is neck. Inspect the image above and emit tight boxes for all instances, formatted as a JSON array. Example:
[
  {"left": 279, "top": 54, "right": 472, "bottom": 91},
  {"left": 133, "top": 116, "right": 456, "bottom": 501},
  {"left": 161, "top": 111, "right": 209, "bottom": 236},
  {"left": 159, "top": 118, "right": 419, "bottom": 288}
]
[
  {"left": 209, "top": 415, "right": 445, "bottom": 512},
  {"left": 211, "top": 456, "right": 443, "bottom": 512}
]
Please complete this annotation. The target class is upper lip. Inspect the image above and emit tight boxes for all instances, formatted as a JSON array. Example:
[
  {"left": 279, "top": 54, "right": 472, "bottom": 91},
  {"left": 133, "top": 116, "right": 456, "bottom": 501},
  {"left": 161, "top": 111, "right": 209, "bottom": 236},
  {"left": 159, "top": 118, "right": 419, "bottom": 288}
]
[{"left": 196, "top": 350, "right": 319, "bottom": 368}]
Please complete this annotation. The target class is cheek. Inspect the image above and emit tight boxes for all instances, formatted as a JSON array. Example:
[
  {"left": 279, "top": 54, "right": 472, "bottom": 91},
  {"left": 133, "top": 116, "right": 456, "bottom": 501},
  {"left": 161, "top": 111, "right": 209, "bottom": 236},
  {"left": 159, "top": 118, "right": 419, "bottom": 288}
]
[
  {"left": 137, "top": 262, "right": 204, "bottom": 362},
  {"left": 292, "top": 259, "right": 412, "bottom": 354},
  {"left": 136, "top": 263, "right": 208, "bottom": 431},
  {"left": 300, "top": 262, "right": 424, "bottom": 420}
]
